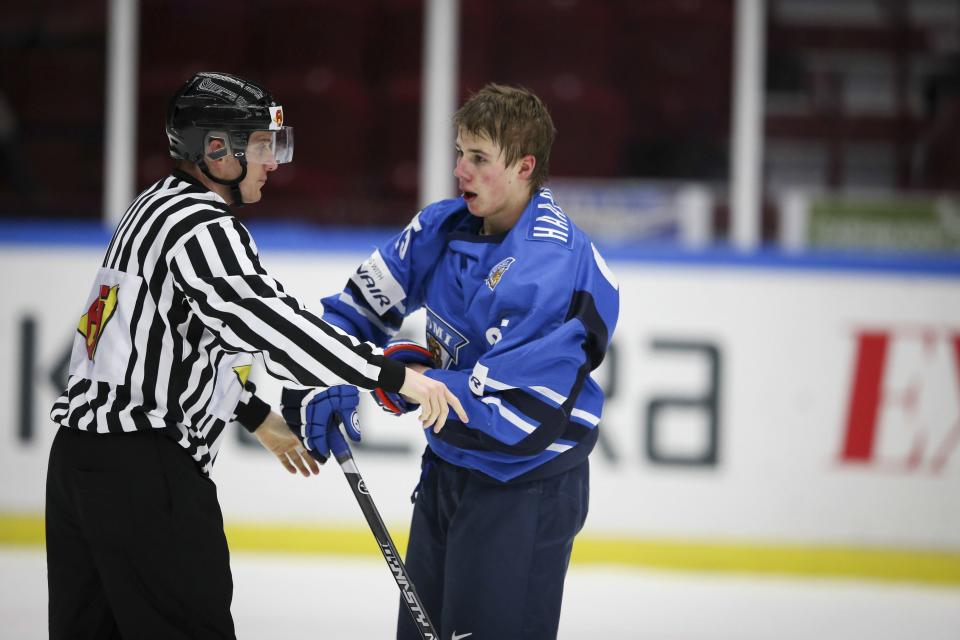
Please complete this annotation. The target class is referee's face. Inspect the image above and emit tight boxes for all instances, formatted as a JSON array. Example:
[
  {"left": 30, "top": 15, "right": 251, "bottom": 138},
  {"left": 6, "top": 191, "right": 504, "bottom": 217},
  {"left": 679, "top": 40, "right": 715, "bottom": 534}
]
[{"left": 238, "top": 131, "right": 279, "bottom": 205}]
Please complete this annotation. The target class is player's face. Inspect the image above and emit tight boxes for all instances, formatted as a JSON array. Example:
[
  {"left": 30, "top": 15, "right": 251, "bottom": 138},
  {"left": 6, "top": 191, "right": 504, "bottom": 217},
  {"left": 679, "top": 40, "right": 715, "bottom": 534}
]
[
  {"left": 454, "top": 129, "right": 533, "bottom": 233},
  {"left": 238, "top": 131, "right": 279, "bottom": 204}
]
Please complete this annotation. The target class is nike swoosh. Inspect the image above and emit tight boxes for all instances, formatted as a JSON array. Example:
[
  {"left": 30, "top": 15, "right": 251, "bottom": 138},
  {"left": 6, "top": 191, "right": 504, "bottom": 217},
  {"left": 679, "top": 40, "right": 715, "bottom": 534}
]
[{"left": 451, "top": 633, "right": 473, "bottom": 640}]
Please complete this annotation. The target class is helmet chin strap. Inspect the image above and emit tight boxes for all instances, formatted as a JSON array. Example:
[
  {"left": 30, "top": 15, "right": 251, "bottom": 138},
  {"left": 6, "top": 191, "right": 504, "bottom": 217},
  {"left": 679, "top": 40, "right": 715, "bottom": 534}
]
[{"left": 199, "top": 157, "right": 248, "bottom": 207}]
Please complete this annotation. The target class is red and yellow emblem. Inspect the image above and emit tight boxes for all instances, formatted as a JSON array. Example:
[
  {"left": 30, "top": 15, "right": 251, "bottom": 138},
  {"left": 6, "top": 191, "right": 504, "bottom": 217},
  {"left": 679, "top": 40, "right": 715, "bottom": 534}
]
[
  {"left": 268, "top": 105, "right": 284, "bottom": 129},
  {"left": 77, "top": 284, "right": 118, "bottom": 361},
  {"left": 268, "top": 106, "right": 284, "bottom": 131}
]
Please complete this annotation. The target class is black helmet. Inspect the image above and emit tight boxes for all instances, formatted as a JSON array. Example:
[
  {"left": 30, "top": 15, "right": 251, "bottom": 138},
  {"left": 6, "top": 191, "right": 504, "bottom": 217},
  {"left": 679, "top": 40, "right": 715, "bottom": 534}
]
[{"left": 165, "top": 72, "right": 293, "bottom": 204}]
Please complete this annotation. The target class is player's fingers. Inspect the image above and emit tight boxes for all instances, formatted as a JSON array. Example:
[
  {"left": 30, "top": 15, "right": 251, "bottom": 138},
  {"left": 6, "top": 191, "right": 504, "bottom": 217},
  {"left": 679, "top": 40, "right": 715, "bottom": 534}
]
[{"left": 446, "top": 388, "right": 468, "bottom": 424}]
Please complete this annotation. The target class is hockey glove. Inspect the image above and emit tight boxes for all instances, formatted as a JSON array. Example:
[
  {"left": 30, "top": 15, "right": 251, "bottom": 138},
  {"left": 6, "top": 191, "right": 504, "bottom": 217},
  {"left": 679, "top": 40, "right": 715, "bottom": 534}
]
[
  {"left": 280, "top": 385, "right": 361, "bottom": 464},
  {"left": 374, "top": 339, "right": 437, "bottom": 416}
]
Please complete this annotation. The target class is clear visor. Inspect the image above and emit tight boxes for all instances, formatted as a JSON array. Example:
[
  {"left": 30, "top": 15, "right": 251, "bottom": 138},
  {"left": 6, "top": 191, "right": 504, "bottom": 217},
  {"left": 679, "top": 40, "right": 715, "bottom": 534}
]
[{"left": 243, "top": 127, "right": 294, "bottom": 165}]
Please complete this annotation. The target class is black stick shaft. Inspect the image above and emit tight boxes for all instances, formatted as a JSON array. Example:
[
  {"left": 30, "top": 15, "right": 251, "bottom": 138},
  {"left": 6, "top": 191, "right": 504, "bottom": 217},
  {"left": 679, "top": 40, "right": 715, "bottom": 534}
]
[{"left": 334, "top": 446, "right": 438, "bottom": 640}]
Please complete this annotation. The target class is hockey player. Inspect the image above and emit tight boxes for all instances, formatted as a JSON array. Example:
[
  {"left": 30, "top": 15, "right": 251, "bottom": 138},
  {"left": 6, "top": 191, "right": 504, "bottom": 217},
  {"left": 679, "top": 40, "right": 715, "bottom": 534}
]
[
  {"left": 45, "top": 71, "right": 465, "bottom": 640},
  {"left": 288, "top": 83, "right": 619, "bottom": 639}
]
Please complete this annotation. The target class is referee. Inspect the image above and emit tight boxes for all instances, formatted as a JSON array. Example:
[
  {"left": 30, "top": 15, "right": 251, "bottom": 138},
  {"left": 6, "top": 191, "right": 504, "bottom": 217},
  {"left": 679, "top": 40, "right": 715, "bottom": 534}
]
[{"left": 45, "top": 71, "right": 466, "bottom": 640}]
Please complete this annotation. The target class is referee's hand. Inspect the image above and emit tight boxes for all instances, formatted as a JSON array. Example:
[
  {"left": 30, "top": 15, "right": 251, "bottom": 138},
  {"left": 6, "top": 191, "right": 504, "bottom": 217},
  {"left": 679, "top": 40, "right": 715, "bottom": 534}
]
[
  {"left": 253, "top": 411, "right": 322, "bottom": 476},
  {"left": 398, "top": 367, "right": 469, "bottom": 433}
]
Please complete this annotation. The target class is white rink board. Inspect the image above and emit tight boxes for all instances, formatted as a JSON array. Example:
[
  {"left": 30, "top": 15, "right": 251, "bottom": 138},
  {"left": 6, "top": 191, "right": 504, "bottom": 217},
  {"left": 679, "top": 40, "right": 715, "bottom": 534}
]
[{"left": 1, "top": 244, "right": 958, "bottom": 550}]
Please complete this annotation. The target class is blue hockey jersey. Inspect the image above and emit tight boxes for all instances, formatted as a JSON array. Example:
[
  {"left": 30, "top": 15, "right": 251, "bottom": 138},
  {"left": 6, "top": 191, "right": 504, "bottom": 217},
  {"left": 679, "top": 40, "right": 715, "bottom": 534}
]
[{"left": 321, "top": 188, "right": 620, "bottom": 482}]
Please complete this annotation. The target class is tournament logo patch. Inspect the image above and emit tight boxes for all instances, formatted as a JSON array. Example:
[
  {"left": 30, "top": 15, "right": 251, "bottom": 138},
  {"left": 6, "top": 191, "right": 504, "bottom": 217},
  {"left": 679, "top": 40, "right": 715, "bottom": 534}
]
[
  {"left": 77, "top": 284, "right": 118, "bottom": 361},
  {"left": 484, "top": 257, "right": 515, "bottom": 291}
]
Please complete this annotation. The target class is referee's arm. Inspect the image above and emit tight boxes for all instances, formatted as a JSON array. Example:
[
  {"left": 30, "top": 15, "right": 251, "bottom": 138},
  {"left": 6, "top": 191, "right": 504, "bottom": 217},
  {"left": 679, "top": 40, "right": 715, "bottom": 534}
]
[{"left": 169, "top": 218, "right": 405, "bottom": 393}]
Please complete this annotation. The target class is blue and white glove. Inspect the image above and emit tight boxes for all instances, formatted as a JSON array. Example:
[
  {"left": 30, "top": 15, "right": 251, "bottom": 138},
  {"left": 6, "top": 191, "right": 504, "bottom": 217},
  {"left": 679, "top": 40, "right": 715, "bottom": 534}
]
[
  {"left": 280, "top": 385, "right": 361, "bottom": 464},
  {"left": 374, "top": 339, "right": 437, "bottom": 416}
]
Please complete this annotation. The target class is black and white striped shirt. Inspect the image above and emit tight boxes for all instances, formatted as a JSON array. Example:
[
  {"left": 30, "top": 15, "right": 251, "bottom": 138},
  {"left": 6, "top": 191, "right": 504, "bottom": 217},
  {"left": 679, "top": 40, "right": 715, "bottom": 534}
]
[{"left": 50, "top": 170, "right": 403, "bottom": 475}]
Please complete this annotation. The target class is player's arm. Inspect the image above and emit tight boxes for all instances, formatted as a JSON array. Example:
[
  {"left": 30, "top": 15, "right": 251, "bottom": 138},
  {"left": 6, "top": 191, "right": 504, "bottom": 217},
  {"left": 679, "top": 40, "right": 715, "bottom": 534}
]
[{"left": 319, "top": 204, "right": 460, "bottom": 345}]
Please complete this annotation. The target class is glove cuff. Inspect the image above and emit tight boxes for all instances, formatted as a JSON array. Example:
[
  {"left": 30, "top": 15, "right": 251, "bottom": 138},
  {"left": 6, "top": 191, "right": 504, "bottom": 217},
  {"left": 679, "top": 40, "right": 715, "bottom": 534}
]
[
  {"left": 374, "top": 387, "right": 407, "bottom": 414},
  {"left": 384, "top": 340, "right": 436, "bottom": 367}
]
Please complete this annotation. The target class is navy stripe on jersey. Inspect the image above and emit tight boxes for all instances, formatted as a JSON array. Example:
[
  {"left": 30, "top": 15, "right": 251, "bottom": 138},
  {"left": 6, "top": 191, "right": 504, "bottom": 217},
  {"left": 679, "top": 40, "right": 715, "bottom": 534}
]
[
  {"left": 565, "top": 290, "right": 608, "bottom": 369},
  {"left": 435, "top": 288, "right": 603, "bottom": 460}
]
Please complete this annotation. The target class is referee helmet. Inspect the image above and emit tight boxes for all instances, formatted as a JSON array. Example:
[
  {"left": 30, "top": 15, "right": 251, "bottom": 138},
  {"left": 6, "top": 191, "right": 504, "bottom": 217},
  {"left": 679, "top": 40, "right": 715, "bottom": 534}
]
[{"left": 165, "top": 72, "right": 294, "bottom": 204}]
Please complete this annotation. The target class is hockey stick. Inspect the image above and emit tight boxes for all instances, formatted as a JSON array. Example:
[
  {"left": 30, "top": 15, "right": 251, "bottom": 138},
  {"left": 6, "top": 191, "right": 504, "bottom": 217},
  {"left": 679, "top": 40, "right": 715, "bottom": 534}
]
[{"left": 329, "top": 425, "right": 438, "bottom": 640}]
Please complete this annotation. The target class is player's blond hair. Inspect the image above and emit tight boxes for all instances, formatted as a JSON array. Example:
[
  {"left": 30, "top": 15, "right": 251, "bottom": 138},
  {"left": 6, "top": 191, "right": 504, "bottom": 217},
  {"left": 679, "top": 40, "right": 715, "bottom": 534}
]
[{"left": 453, "top": 84, "right": 556, "bottom": 195}]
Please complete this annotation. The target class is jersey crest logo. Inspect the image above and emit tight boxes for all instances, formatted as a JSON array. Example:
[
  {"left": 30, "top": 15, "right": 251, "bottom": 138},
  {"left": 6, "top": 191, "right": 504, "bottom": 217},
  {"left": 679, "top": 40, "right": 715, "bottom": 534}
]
[
  {"left": 425, "top": 306, "right": 469, "bottom": 369},
  {"left": 427, "top": 337, "right": 444, "bottom": 368},
  {"left": 77, "top": 284, "right": 119, "bottom": 361},
  {"left": 484, "top": 257, "right": 515, "bottom": 291}
]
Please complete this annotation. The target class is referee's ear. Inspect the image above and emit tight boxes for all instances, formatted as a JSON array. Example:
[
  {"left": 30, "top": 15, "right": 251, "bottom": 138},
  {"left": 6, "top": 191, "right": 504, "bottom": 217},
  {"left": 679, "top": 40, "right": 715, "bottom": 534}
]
[{"left": 205, "top": 137, "right": 228, "bottom": 163}]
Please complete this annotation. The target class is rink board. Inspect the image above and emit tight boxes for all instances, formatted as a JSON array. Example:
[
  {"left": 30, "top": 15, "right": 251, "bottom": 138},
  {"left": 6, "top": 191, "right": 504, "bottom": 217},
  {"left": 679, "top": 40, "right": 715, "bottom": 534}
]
[{"left": 1, "top": 232, "right": 958, "bottom": 583}]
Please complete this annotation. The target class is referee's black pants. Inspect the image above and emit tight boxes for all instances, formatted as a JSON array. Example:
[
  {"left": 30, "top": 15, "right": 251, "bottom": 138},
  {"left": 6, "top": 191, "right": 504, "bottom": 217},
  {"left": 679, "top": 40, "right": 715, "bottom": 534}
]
[{"left": 46, "top": 426, "right": 235, "bottom": 640}]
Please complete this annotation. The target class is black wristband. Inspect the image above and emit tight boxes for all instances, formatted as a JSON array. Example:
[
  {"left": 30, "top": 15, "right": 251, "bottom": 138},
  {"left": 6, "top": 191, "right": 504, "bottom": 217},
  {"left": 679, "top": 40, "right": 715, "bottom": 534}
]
[
  {"left": 235, "top": 394, "right": 272, "bottom": 433},
  {"left": 375, "top": 356, "right": 406, "bottom": 393}
]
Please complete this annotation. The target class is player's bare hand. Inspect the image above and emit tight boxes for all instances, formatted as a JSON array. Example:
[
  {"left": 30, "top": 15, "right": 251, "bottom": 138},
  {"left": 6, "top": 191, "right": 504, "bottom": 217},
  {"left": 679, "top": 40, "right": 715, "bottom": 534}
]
[
  {"left": 253, "top": 411, "right": 321, "bottom": 476},
  {"left": 398, "top": 368, "right": 469, "bottom": 432}
]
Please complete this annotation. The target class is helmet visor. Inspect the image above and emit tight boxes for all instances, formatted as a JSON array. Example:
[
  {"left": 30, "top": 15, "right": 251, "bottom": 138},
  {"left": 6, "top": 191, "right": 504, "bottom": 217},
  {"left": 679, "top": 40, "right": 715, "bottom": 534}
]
[{"left": 244, "top": 127, "right": 294, "bottom": 165}]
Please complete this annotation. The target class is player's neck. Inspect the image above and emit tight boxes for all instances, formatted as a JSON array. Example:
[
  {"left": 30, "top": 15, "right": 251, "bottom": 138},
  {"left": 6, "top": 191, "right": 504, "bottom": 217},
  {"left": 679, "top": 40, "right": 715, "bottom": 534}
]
[{"left": 482, "top": 193, "right": 531, "bottom": 235}]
